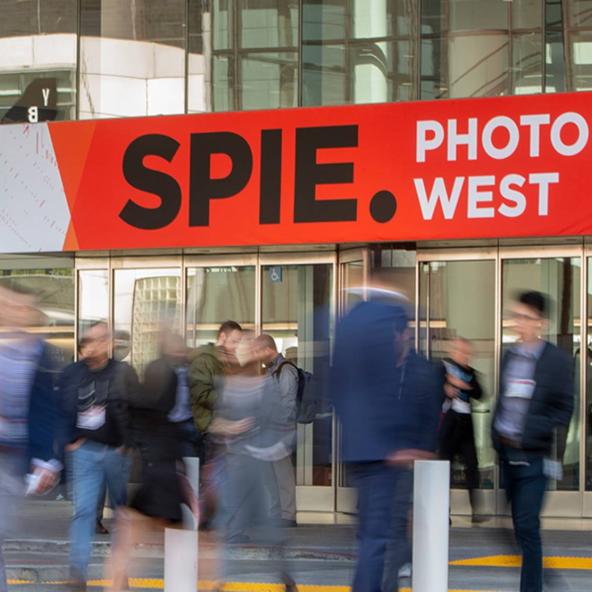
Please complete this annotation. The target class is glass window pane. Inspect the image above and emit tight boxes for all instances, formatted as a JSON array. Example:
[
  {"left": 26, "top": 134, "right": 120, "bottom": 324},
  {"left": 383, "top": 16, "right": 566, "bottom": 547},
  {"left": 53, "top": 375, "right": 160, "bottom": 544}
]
[
  {"left": 502, "top": 258, "right": 581, "bottom": 491},
  {"left": 0, "top": 1, "right": 77, "bottom": 122},
  {"left": 571, "top": 34, "right": 592, "bottom": 90},
  {"left": 512, "top": 33, "right": 543, "bottom": 94},
  {"left": 568, "top": 0, "right": 592, "bottom": 27},
  {"left": 512, "top": 0, "right": 543, "bottom": 29},
  {"left": 114, "top": 268, "right": 181, "bottom": 377},
  {"left": 262, "top": 264, "right": 334, "bottom": 487},
  {"left": 212, "top": 55, "right": 234, "bottom": 111},
  {"left": 186, "top": 266, "right": 256, "bottom": 347},
  {"left": 426, "top": 260, "right": 496, "bottom": 491},
  {"left": 78, "top": 269, "right": 109, "bottom": 339},
  {"left": 213, "top": 0, "right": 233, "bottom": 50},
  {"left": 240, "top": 52, "right": 298, "bottom": 109},
  {"left": 79, "top": 0, "right": 186, "bottom": 119},
  {"left": 0, "top": 257, "right": 75, "bottom": 367},
  {"left": 303, "top": 0, "right": 347, "bottom": 42},
  {"left": 188, "top": 0, "right": 210, "bottom": 113},
  {"left": 239, "top": 0, "right": 299, "bottom": 49},
  {"left": 302, "top": 44, "right": 347, "bottom": 106},
  {"left": 448, "top": 35, "right": 510, "bottom": 98},
  {"left": 450, "top": 0, "right": 509, "bottom": 31},
  {"left": 587, "top": 258, "right": 592, "bottom": 491}
]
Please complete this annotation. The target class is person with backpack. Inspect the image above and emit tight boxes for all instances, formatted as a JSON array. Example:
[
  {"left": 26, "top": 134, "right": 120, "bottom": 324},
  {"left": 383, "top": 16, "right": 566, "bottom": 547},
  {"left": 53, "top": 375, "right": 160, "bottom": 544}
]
[{"left": 256, "top": 334, "right": 298, "bottom": 527}]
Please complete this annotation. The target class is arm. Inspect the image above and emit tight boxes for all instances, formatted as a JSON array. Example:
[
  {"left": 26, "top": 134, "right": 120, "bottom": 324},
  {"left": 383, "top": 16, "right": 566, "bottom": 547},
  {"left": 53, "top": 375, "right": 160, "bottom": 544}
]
[
  {"left": 275, "top": 363, "right": 299, "bottom": 425},
  {"left": 188, "top": 354, "right": 218, "bottom": 433}
]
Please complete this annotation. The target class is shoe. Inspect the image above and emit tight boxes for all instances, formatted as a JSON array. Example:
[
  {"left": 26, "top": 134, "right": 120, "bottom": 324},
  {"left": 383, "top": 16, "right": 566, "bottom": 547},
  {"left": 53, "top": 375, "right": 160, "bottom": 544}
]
[
  {"left": 227, "top": 534, "right": 251, "bottom": 545},
  {"left": 471, "top": 514, "right": 488, "bottom": 524},
  {"left": 96, "top": 520, "right": 109, "bottom": 535},
  {"left": 398, "top": 563, "right": 412, "bottom": 579},
  {"left": 283, "top": 573, "right": 298, "bottom": 592},
  {"left": 66, "top": 578, "right": 87, "bottom": 592}
]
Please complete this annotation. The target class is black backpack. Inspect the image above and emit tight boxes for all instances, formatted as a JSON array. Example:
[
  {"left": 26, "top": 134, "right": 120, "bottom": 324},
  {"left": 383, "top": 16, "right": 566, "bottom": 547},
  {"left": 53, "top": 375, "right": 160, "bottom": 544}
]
[{"left": 274, "top": 361, "right": 317, "bottom": 424}]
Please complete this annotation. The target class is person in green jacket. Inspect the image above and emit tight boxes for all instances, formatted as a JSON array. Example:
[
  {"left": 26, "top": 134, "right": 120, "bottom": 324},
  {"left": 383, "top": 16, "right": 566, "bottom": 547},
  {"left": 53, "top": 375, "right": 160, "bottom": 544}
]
[
  {"left": 188, "top": 320, "right": 242, "bottom": 528},
  {"left": 189, "top": 320, "right": 243, "bottom": 435}
]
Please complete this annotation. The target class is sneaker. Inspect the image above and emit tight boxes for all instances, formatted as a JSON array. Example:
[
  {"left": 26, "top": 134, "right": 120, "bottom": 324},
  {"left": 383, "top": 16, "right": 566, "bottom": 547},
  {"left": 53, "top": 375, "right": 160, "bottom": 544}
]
[{"left": 398, "top": 563, "right": 412, "bottom": 579}]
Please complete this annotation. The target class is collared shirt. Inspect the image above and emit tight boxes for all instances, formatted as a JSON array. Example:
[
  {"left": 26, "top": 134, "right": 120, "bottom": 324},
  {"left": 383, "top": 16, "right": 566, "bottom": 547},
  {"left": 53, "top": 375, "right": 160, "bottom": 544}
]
[
  {"left": 495, "top": 340, "right": 545, "bottom": 441},
  {"left": 168, "top": 366, "right": 193, "bottom": 423}
]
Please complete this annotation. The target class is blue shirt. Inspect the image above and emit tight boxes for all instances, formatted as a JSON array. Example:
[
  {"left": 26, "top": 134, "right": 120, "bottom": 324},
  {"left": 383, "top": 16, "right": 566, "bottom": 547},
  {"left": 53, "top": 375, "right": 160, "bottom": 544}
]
[{"left": 168, "top": 366, "right": 193, "bottom": 423}]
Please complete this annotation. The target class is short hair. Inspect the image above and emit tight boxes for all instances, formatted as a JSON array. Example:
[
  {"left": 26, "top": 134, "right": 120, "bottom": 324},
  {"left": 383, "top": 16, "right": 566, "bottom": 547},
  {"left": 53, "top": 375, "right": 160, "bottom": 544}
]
[
  {"left": 256, "top": 333, "right": 277, "bottom": 352},
  {"left": 77, "top": 336, "right": 90, "bottom": 353},
  {"left": 517, "top": 290, "right": 548, "bottom": 318},
  {"left": 218, "top": 320, "right": 242, "bottom": 337}
]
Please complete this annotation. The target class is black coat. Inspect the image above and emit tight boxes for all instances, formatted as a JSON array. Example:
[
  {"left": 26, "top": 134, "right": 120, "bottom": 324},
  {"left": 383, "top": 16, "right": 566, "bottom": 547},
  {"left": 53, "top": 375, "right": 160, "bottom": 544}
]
[{"left": 492, "top": 341, "right": 574, "bottom": 457}]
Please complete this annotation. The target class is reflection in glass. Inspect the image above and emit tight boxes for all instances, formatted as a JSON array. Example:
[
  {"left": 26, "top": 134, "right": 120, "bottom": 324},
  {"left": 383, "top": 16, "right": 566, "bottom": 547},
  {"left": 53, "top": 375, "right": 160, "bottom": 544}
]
[
  {"left": 0, "top": 0, "right": 77, "bottom": 121},
  {"left": 79, "top": 0, "right": 186, "bottom": 118},
  {"left": 421, "top": 260, "right": 496, "bottom": 490},
  {"left": 262, "top": 264, "right": 333, "bottom": 487},
  {"left": 0, "top": 262, "right": 75, "bottom": 367},
  {"left": 240, "top": 52, "right": 298, "bottom": 109},
  {"left": 114, "top": 269, "right": 181, "bottom": 377},
  {"left": 502, "top": 257, "right": 581, "bottom": 491},
  {"left": 78, "top": 269, "right": 109, "bottom": 338},
  {"left": 186, "top": 266, "right": 255, "bottom": 347}
]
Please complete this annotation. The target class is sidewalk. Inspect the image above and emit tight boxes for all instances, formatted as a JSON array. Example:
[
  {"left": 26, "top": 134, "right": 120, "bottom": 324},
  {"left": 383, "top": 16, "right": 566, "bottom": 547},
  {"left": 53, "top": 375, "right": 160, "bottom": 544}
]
[{"left": 5, "top": 500, "right": 592, "bottom": 587}]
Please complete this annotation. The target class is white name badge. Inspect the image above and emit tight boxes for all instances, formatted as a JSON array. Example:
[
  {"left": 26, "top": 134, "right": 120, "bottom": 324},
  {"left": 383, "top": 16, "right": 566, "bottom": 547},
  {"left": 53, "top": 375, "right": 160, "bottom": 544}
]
[
  {"left": 77, "top": 405, "right": 106, "bottom": 430},
  {"left": 506, "top": 378, "right": 536, "bottom": 400}
]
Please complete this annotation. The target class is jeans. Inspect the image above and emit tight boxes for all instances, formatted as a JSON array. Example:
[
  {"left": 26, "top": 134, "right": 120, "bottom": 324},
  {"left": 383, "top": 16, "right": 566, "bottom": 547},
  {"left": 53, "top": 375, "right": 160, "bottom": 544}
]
[
  {"left": 69, "top": 441, "right": 130, "bottom": 579},
  {"left": 350, "top": 462, "right": 412, "bottom": 592},
  {"left": 501, "top": 454, "right": 547, "bottom": 592}
]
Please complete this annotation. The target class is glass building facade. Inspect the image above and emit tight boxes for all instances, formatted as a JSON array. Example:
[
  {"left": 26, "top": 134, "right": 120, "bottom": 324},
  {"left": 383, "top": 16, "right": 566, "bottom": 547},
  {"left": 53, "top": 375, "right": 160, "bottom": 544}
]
[{"left": 3, "top": 0, "right": 592, "bottom": 121}]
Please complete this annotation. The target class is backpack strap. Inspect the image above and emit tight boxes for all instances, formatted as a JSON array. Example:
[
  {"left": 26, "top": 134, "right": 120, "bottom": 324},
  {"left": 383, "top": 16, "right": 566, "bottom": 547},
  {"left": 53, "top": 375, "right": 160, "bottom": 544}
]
[{"left": 272, "top": 360, "right": 297, "bottom": 377}]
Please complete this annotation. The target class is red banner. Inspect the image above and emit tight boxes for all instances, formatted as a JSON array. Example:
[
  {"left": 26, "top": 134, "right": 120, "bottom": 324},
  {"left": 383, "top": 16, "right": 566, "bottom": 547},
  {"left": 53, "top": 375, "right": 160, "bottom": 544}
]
[{"left": 4, "top": 92, "right": 592, "bottom": 253}]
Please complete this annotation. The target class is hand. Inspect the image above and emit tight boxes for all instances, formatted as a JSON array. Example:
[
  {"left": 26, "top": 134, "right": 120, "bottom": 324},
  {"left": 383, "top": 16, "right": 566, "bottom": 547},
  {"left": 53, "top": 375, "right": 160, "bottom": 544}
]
[
  {"left": 444, "top": 383, "right": 458, "bottom": 399},
  {"left": 32, "top": 466, "right": 59, "bottom": 494},
  {"left": 448, "top": 375, "right": 471, "bottom": 390},
  {"left": 65, "top": 438, "right": 84, "bottom": 452},
  {"left": 387, "top": 449, "right": 436, "bottom": 467},
  {"left": 224, "top": 418, "right": 255, "bottom": 436}
]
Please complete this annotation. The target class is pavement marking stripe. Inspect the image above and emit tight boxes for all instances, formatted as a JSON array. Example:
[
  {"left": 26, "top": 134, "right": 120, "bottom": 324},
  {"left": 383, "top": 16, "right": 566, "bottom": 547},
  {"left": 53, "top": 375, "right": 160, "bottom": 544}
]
[
  {"left": 451, "top": 554, "right": 592, "bottom": 570},
  {"left": 4, "top": 580, "right": 496, "bottom": 592}
]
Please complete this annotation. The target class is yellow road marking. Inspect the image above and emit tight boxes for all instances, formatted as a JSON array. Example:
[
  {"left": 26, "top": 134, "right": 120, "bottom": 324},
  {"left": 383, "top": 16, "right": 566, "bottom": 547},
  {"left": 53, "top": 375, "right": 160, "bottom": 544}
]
[{"left": 451, "top": 554, "right": 592, "bottom": 569}]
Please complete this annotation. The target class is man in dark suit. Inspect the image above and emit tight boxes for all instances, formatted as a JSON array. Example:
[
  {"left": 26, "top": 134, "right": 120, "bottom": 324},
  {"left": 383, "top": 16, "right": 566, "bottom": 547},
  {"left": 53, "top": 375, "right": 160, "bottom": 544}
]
[
  {"left": 492, "top": 290, "right": 574, "bottom": 592},
  {"left": 331, "top": 292, "right": 442, "bottom": 592},
  {"left": 0, "top": 285, "right": 62, "bottom": 592}
]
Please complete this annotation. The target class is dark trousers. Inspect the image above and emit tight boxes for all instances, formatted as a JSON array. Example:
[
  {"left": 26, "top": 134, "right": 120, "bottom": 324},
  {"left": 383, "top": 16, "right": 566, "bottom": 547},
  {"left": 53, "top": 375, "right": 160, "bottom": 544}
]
[
  {"left": 350, "top": 462, "right": 412, "bottom": 592},
  {"left": 501, "top": 454, "right": 547, "bottom": 592},
  {"left": 439, "top": 410, "right": 479, "bottom": 507}
]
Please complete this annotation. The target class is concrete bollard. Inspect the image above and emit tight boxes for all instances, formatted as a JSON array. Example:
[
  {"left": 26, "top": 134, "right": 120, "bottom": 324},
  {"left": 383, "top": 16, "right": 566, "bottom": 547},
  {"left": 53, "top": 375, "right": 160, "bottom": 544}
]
[
  {"left": 412, "top": 460, "right": 450, "bottom": 592},
  {"left": 164, "top": 528, "right": 198, "bottom": 592},
  {"left": 164, "top": 456, "right": 200, "bottom": 592}
]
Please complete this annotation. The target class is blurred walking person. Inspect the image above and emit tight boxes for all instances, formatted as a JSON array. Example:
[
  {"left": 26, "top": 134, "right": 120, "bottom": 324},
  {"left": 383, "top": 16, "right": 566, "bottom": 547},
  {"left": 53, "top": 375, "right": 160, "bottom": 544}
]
[
  {"left": 189, "top": 320, "right": 242, "bottom": 527},
  {"left": 256, "top": 334, "right": 298, "bottom": 527},
  {"left": 438, "top": 338, "right": 484, "bottom": 522},
  {"left": 164, "top": 333, "right": 200, "bottom": 458},
  {"left": 332, "top": 292, "right": 442, "bottom": 592},
  {"left": 0, "top": 286, "right": 62, "bottom": 592},
  {"left": 106, "top": 333, "right": 198, "bottom": 591},
  {"left": 57, "top": 322, "right": 139, "bottom": 591},
  {"left": 211, "top": 332, "right": 296, "bottom": 591},
  {"left": 492, "top": 291, "right": 574, "bottom": 592}
]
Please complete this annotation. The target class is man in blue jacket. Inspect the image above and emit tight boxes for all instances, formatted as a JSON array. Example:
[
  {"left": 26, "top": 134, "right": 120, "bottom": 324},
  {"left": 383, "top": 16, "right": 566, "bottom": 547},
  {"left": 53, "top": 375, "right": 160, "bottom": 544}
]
[
  {"left": 492, "top": 291, "right": 574, "bottom": 592},
  {"left": 332, "top": 291, "right": 442, "bottom": 592},
  {"left": 0, "top": 285, "right": 62, "bottom": 592}
]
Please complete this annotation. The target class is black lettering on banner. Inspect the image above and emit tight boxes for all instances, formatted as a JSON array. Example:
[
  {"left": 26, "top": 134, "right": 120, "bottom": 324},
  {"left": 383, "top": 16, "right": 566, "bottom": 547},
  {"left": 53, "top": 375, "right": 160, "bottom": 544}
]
[
  {"left": 294, "top": 125, "right": 358, "bottom": 223},
  {"left": 120, "top": 134, "right": 181, "bottom": 230},
  {"left": 189, "top": 132, "right": 253, "bottom": 227},
  {"left": 259, "top": 129, "right": 282, "bottom": 224}
]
